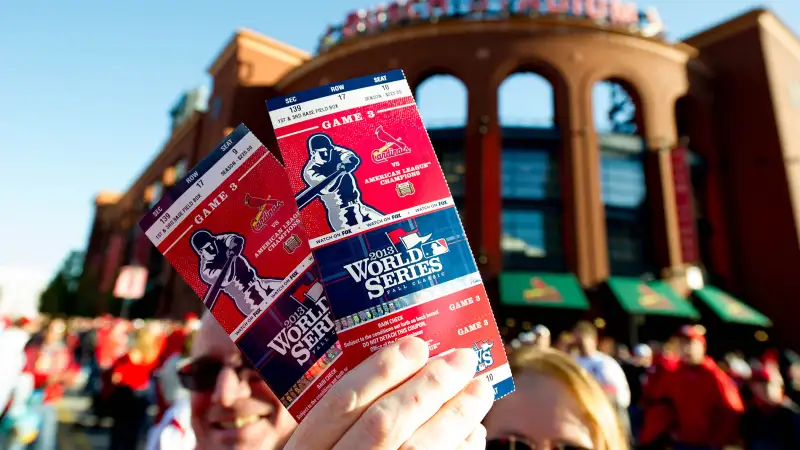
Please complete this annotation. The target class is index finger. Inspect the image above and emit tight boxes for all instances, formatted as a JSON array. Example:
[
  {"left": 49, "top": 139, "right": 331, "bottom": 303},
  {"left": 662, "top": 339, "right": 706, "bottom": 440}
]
[{"left": 284, "top": 336, "right": 429, "bottom": 450}]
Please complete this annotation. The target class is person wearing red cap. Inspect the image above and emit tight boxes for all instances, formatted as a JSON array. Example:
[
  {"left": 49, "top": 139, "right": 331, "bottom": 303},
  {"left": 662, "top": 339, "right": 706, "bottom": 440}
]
[
  {"left": 651, "top": 325, "right": 744, "bottom": 449},
  {"left": 740, "top": 367, "right": 800, "bottom": 449}
]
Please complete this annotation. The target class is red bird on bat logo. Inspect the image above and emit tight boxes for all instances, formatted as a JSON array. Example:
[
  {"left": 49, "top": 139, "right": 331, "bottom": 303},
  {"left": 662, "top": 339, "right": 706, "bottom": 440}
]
[
  {"left": 245, "top": 193, "right": 284, "bottom": 232},
  {"left": 371, "top": 126, "right": 411, "bottom": 164}
]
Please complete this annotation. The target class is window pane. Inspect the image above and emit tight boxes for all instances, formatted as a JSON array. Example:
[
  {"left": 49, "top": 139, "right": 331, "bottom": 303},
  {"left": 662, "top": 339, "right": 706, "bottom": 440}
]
[
  {"left": 502, "top": 210, "right": 546, "bottom": 258},
  {"left": 502, "top": 148, "right": 559, "bottom": 200},
  {"left": 601, "top": 153, "right": 645, "bottom": 208},
  {"left": 440, "top": 152, "right": 465, "bottom": 197}
]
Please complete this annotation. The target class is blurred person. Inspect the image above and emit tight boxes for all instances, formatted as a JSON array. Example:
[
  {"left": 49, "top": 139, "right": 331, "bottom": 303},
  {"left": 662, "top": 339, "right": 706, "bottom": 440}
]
[
  {"left": 0, "top": 317, "right": 38, "bottom": 450},
  {"left": 0, "top": 371, "right": 41, "bottom": 450},
  {"left": 107, "top": 327, "right": 161, "bottom": 450},
  {"left": 23, "top": 318, "right": 77, "bottom": 450},
  {"left": 779, "top": 350, "right": 800, "bottom": 406},
  {"left": 518, "top": 331, "right": 536, "bottom": 346},
  {"left": 740, "top": 368, "right": 800, "bottom": 450},
  {"left": 94, "top": 318, "right": 130, "bottom": 418},
  {"left": 156, "top": 327, "right": 195, "bottom": 421},
  {"left": 621, "top": 344, "right": 652, "bottom": 444},
  {"left": 186, "top": 313, "right": 493, "bottom": 450},
  {"left": 160, "top": 313, "right": 200, "bottom": 366},
  {"left": 572, "top": 320, "right": 631, "bottom": 441},
  {"left": 145, "top": 397, "right": 195, "bottom": 450},
  {"left": 616, "top": 344, "right": 632, "bottom": 363},
  {"left": 532, "top": 325, "right": 551, "bottom": 349},
  {"left": 654, "top": 325, "right": 744, "bottom": 449},
  {"left": 0, "top": 317, "right": 34, "bottom": 415},
  {"left": 760, "top": 349, "right": 784, "bottom": 386},
  {"left": 639, "top": 344, "right": 681, "bottom": 449},
  {"left": 484, "top": 347, "right": 628, "bottom": 450},
  {"left": 599, "top": 336, "right": 616, "bottom": 356},
  {"left": 155, "top": 313, "right": 200, "bottom": 421},
  {"left": 556, "top": 331, "right": 576, "bottom": 354}
]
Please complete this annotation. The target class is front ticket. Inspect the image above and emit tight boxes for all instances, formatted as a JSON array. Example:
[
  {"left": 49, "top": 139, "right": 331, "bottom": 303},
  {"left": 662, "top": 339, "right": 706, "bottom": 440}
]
[
  {"left": 267, "top": 70, "right": 515, "bottom": 400},
  {"left": 139, "top": 125, "right": 348, "bottom": 422}
]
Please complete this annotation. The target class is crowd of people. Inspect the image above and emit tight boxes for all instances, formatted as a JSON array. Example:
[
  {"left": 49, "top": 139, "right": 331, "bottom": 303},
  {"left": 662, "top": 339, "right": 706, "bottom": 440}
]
[
  {"left": 0, "top": 313, "right": 199, "bottom": 450},
  {"left": 0, "top": 311, "right": 798, "bottom": 450},
  {"left": 510, "top": 322, "right": 800, "bottom": 449}
]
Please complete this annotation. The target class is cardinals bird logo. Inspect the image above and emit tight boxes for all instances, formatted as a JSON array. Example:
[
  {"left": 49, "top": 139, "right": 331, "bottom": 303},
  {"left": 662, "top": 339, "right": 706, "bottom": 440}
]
[
  {"left": 523, "top": 278, "right": 563, "bottom": 303},
  {"left": 245, "top": 194, "right": 284, "bottom": 232},
  {"left": 371, "top": 126, "right": 411, "bottom": 164},
  {"left": 637, "top": 284, "right": 674, "bottom": 310}
]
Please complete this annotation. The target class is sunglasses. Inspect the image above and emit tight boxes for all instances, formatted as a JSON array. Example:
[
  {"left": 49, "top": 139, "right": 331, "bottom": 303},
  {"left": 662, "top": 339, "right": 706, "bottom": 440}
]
[
  {"left": 486, "top": 436, "right": 591, "bottom": 450},
  {"left": 177, "top": 356, "right": 260, "bottom": 392}
]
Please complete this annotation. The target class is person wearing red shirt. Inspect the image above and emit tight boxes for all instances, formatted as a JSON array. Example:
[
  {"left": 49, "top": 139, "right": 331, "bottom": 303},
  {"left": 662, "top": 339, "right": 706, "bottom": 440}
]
[
  {"left": 639, "top": 344, "right": 681, "bottom": 448},
  {"left": 657, "top": 326, "right": 744, "bottom": 450},
  {"left": 108, "top": 327, "right": 161, "bottom": 450},
  {"left": 741, "top": 368, "right": 800, "bottom": 449},
  {"left": 23, "top": 318, "right": 77, "bottom": 450}
]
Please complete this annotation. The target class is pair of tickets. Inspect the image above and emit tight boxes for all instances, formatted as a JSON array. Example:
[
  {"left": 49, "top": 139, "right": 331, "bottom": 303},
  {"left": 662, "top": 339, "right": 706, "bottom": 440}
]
[{"left": 140, "top": 70, "right": 514, "bottom": 422}]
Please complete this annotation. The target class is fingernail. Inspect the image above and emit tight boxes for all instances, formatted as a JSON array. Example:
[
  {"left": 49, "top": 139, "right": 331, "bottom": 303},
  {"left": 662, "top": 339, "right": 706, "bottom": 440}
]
[
  {"left": 398, "top": 336, "right": 427, "bottom": 360},
  {"left": 465, "top": 377, "right": 495, "bottom": 402},
  {"left": 444, "top": 347, "right": 478, "bottom": 372}
]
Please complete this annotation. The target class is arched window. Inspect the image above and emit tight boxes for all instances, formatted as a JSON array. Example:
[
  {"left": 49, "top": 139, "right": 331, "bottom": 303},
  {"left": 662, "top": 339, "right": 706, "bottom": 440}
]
[
  {"left": 416, "top": 74, "right": 468, "bottom": 209},
  {"left": 499, "top": 72, "right": 564, "bottom": 271},
  {"left": 592, "top": 80, "right": 652, "bottom": 276}
]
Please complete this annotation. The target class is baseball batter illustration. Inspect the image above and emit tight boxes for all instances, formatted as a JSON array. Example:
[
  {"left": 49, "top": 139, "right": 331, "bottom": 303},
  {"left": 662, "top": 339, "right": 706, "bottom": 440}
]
[
  {"left": 190, "top": 229, "right": 281, "bottom": 315},
  {"left": 299, "top": 133, "right": 382, "bottom": 231}
]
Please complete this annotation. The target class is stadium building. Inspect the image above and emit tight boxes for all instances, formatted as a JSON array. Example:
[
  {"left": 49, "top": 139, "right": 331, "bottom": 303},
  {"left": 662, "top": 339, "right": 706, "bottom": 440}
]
[{"left": 80, "top": 2, "right": 800, "bottom": 350}]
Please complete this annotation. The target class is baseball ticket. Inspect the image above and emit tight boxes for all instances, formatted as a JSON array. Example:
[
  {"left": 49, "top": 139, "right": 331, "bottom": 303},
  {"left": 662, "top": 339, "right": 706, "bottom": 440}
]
[
  {"left": 267, "top": 70, "right": 515, "bottom": 400},
  {"left": 139, "top": 125, "right": 348, "bottom": 422}
]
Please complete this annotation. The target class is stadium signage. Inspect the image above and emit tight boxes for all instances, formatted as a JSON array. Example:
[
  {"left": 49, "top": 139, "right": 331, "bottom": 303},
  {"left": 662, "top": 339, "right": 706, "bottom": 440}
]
[{"left": 318, "top": 0, "right": 665, "bottom": 53}]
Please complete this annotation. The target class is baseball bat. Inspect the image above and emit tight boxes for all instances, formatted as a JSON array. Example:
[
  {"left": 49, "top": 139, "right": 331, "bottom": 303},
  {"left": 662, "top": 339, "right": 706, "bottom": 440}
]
[
  {"left": 295, "top": 167, "right": 345, "bottom": 209},
  {"left": 202, "top": 249, "right": 238, "bottom": 309}
]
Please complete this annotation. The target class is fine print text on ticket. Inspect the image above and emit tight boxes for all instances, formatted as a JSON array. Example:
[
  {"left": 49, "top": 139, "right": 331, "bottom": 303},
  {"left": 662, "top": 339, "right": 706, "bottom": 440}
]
[{"left": 267, "top": 70, "right": 515, "bottom": 401}]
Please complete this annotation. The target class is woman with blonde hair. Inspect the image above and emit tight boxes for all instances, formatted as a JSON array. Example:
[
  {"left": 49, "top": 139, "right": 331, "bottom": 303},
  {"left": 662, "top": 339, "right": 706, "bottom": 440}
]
[
  {"left": 107, "top": 327, "right": 162, "bottom": 450},
  {"left": 484, "top": 347, "right": 628, "bottom": 450}
]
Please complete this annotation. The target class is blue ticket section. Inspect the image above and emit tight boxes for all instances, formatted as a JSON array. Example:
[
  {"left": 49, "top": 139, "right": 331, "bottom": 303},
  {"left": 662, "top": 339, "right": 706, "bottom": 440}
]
[
  {"left": 493, "top": 377, "right": 516, "bottom": 399},
  {"left": 236, "top": 264, "right": 337, "bottom": 398},
  {"left": 314, "top": 207, "right": 478, "bottom": 320},
  {"left": 139, "top": 123, "right": 251, "bottom": 231},
  {"left": 267, "top": 70, "right": 405, "bottom": 111}
]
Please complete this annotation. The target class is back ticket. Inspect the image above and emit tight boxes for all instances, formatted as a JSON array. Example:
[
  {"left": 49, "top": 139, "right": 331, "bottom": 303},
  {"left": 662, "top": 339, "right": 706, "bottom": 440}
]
[{"left": 139, "top": 125, "right": 348, "bottom": 422}]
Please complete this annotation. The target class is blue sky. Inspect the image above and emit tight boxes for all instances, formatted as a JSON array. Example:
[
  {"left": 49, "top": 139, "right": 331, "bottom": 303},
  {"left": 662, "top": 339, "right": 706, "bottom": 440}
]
[{"left": 0, "top": 0, "right": 798, "bottom": 280}]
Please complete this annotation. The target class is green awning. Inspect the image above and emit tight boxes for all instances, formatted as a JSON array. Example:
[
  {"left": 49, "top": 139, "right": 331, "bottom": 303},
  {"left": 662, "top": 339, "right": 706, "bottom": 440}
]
[
  {"left": 500, "top": 272, "right": 589, "bottom": 310},
  {"left": 694, "top": 286, "right": 772, "bottom": 327},
  {"left": 607, "top": 277, "right": 700, "bottom": 319}
]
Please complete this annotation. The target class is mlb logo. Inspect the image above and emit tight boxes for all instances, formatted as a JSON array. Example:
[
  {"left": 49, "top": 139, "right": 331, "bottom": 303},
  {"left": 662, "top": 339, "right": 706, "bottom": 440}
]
[
  {"left": 290, "top": 274, "right": 324, "bottom": 308},
  {"left": 386, "top": 228, "right": 432, "bottom": 251},
  {"left": 422, "top": 239, "right": 449, "bottom": 258}
]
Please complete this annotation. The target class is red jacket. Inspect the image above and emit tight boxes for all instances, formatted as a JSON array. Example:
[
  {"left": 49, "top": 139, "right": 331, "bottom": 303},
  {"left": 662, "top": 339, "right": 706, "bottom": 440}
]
[
  {"left": 640, "top": 353, "right": 680, "bottom": 444},
  {"left": 24, "top": 342, "right": 77, "bottom": 403},
  {"left": 96, "top": 327, "right": 128, "bottom": 369},
  {"left": 659, "top": 357, "right": 744, "bottom": 446},
  {"left": 110, "top": 353, "right": 158, "bottom": 391}
]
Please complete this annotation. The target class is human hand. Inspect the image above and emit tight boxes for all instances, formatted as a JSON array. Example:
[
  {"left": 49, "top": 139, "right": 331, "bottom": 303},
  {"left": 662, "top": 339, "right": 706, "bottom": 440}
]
[{"left": 284, "top": 336, "right": 493, "bottom": 450}]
